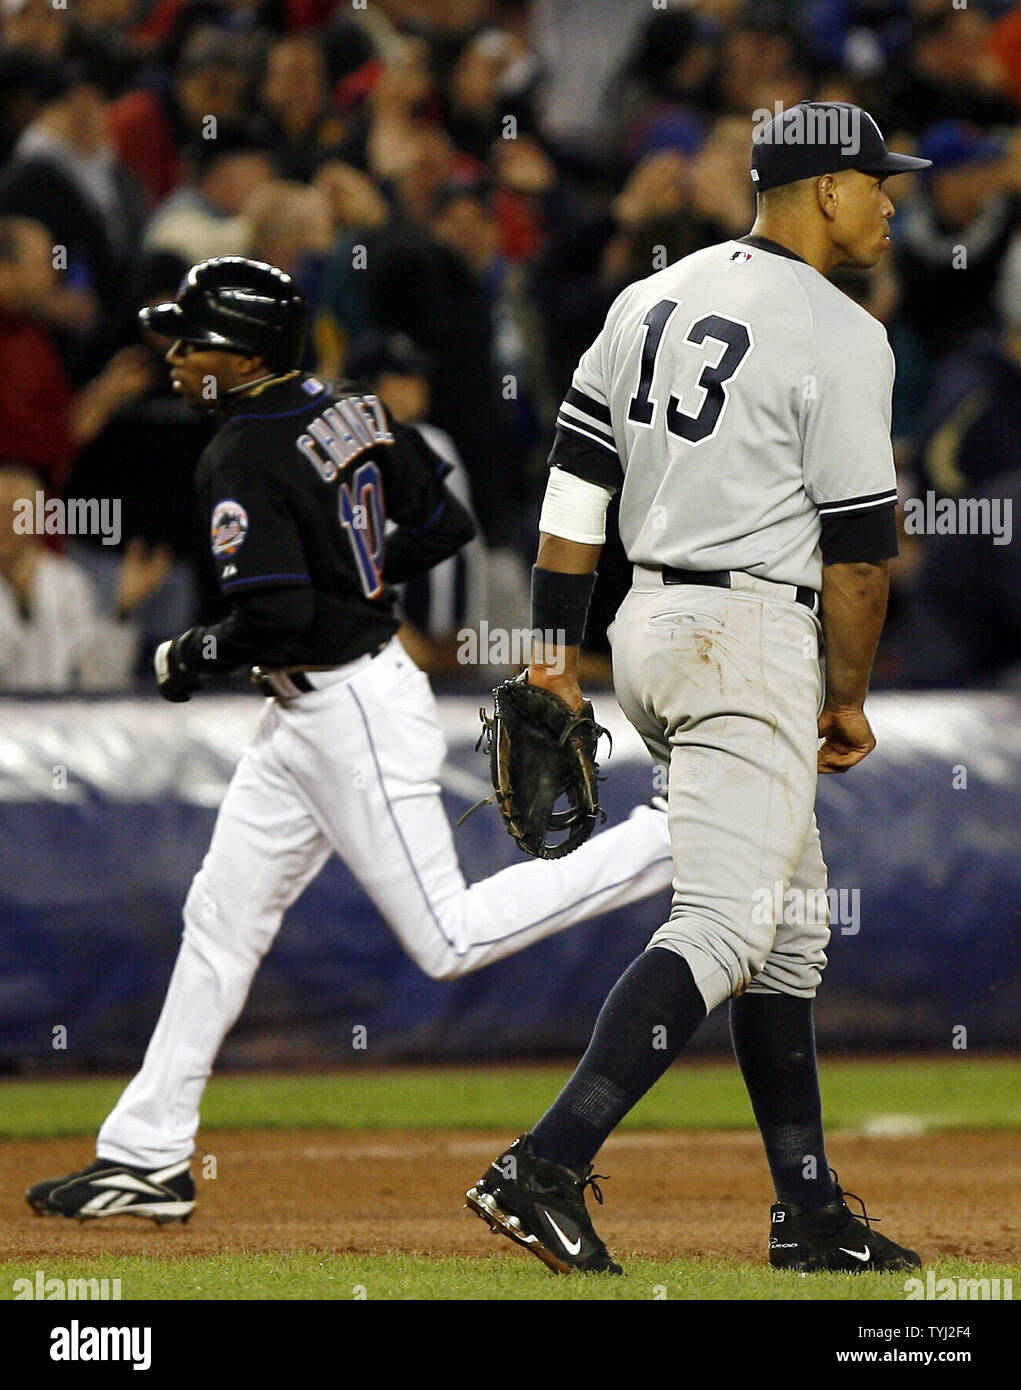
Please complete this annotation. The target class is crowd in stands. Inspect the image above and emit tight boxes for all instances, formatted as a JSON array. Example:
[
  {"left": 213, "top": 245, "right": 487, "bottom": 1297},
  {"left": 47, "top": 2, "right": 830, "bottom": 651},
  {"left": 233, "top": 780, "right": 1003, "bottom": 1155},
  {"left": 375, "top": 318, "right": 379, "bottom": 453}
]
[{"left": 1, "top": 0, "right": 1019, "bottom": 692}]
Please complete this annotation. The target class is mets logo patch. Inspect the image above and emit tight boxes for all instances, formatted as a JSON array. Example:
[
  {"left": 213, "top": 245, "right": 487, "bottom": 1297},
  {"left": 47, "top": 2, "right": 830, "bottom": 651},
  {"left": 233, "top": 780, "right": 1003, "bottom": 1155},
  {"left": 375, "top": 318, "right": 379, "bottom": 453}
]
[{"left": 210, "top": 499, "right": 249, "bottom": 557}]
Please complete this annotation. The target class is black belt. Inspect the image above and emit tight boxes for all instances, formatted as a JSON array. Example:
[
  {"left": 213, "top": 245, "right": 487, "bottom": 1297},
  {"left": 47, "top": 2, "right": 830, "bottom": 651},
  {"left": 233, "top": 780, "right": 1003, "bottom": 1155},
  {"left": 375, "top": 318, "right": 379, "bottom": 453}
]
[
  {"left": 252, "top": 642, "right": 388, "bottom": 699},
  {"left": 661, "top": 567, "right": 819, "bottom": 613}
]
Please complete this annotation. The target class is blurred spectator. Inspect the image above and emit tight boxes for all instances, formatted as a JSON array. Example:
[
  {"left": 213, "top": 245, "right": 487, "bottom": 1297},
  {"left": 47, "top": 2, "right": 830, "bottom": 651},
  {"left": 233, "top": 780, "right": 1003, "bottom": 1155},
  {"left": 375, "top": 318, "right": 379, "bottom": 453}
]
[
  {"left": 706, "top": 7, "right": 805, "bottom": 117},
  {"left": 895, "top": 121, "right": 1021, "bottom": 360},
  {"left": 257, "top": 33, "right": 348, "bottom": 182},
  {"left": 894, "top": 301, "right": 1021, "bottom": 687},
  {"left": 896, "top": 468, "right": 1021, "bottom": 689},
  {"left": 322, "top": 127, "right": 527, "bottom": 552},
  {"left": 346, "top": 328, "right": 488, "bottom": 677},
  {"left": 1, "top": 0, "right": 140, "bottom": 88},
  {"left": 244, "top": 179, "right": 333, "bottom": 351},
  {"left": 143, "top": 130, "right": 276, "bottom": 264},
  {"left": 615, "top": 7, "right": 716, "bottom": 164},
  {"left": 65, "top": 250, "right": 219, "bottom": 660},
  {"left": 244, "top": 179, "right": 333, "bottom": 274},
  {"left": 0, "top": 216, "right": 155, "bottom": 492},
  {"left": 534, "top": 146, "right": 715, "bottom": 396},
  {"left": 989, "top": 2, "right": 1021, "bottom": 110},
  {"left": 911, "top": 322, "right": 1021, "bottom": 503},
  {"left": 0, "top": 464, "right": 170, "bottom": 691},
  {"left": 108, "top": 30, "right": 248, "bottom": 209},
  {"left": 311, "top": 158, "right": 392, "bottom": 373},
  {"left": 0, "top": 48, "right": 69, "bottom": 163},
  {"left": 529, "top": 0, "right": 654, "bottom": 169},
  {"left": 880, "top": 5, "right": 1018, "bottom": 134},
  {"left": 0, "top": 60, "right": 146, "bottom": 360},
  {"left": 430, "top": 176, "right": 553, "bottom": 467},
  {"left": 440, "top": 24, "right": 538, "bottom": 164},
  {"left": 361, "top": 39, "right": 443, "bottom": 193},
  {"left": 1, "top": 0, "right": 64, "bottom": 59}
]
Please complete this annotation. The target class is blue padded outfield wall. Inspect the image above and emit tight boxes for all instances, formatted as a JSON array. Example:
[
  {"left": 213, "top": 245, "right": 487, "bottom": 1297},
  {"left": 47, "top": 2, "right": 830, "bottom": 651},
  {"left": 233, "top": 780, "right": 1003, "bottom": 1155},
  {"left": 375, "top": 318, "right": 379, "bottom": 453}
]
[{"left": 0, "top": 688, "right": 1018, "bottom": 1067}]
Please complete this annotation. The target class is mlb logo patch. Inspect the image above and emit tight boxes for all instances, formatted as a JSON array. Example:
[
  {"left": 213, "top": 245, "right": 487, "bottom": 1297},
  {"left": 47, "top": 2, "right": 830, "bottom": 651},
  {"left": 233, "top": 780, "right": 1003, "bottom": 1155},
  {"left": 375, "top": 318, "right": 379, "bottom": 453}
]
[
  {"left": 210, "top": 499, "right": 249, "bottom": 557},
  {"left": 730, "top": 250, "right": 753, "bottom": 263}
]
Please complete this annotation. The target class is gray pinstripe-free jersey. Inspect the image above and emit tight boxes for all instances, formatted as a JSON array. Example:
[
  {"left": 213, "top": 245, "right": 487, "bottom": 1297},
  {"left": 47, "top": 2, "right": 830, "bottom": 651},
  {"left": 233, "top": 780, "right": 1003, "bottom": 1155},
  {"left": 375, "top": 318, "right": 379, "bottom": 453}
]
[{"left": 551, "top": 237, "right": 899, "bottom": 590}]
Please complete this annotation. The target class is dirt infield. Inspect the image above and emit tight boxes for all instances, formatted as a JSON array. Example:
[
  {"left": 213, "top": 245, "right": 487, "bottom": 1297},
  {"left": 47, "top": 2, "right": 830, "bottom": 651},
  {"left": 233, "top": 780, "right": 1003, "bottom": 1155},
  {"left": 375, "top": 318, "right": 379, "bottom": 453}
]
[{"left": 1, "top": 1129, "right": 1017, "bottom": 1265}]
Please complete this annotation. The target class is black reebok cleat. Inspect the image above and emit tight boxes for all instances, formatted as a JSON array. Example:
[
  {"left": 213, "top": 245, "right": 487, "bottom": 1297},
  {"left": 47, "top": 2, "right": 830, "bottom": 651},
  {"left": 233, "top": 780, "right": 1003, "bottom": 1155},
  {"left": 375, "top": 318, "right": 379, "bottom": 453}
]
[
  {"left": 769, "top": 1182, "right": 921, "bottom": 1273},
  {"left": 27, "top": 1158, "right": 195, "bottom": 1225},
  {"left": 466, "top": 1133, "right": 622, "bottom": 1274}
]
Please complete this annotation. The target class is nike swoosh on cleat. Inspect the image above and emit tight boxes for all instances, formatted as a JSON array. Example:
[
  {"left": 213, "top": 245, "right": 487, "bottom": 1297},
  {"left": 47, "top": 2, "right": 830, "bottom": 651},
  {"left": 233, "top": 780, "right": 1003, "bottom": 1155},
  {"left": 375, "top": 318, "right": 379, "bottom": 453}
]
[
  {"left": 544, "top": 1211, "right": 582, "bottom": 1256},
  {"left": 838, "top": 1246, "right": 871, "bottom": 1262}
]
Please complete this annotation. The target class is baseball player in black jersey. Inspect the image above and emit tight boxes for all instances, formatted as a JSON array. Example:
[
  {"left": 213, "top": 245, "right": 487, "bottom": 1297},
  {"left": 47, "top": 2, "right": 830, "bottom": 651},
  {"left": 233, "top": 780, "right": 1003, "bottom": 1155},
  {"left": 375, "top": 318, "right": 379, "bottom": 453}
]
[{"left": 26, "top": 257, "right": 673, "bottom": 1224}]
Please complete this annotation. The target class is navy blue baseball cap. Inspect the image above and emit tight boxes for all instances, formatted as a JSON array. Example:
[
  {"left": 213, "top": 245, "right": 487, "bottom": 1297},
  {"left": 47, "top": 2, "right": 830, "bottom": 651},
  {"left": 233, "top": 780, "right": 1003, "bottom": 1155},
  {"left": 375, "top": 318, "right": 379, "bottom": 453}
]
[{"left": 751, "top": 102, "right": 931, "bottom": 192}]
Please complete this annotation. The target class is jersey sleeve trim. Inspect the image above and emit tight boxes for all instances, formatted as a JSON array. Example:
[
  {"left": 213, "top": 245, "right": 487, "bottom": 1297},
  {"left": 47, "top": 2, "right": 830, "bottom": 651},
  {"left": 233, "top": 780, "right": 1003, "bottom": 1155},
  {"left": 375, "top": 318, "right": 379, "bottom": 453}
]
[
  {"left": 820, "top": 501, "right": 899, "bottom": 565},
  {"left": 816, "top": 487, "right": 898, "bottom": 517},
  {"left": 564, "top": 386, "right": 612, "bottom": 426},
  {"left": 554, "top": 412, "right": 619, "bottom": 455},
  {"left": 405, "top": 497, "right": 446, "bottom": 536},
  {"left": 221, "top": 572, "right": 312, "bottom": 592},
  {"left": 548, "top": 427, "right": 622, "bottom": 490}
]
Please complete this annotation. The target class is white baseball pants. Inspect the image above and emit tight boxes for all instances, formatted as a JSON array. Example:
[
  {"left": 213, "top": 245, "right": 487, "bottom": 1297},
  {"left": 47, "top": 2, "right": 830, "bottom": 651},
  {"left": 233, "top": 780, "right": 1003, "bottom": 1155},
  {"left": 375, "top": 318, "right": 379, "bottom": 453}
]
[{"left": 98, "top": 639, "right": 673, "bottom": 1167}]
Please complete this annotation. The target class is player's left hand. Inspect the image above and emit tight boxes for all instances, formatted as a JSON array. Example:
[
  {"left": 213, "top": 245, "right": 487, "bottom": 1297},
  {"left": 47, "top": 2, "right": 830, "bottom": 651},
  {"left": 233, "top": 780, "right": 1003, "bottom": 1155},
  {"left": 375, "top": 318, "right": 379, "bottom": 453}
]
[
  {"left": 471, "top": 672, "right": 607, "bottom": 858},
  {"left": 154, "top": 635, "right": 202, "bottom": 703}
]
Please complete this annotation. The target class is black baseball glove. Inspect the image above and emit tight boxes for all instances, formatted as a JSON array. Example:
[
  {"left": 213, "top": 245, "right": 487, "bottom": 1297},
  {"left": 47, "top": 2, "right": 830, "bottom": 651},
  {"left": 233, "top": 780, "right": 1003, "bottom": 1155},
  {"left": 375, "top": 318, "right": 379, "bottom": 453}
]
[{"left": 462, "top": 672, "right": 608, "bottom": 859}]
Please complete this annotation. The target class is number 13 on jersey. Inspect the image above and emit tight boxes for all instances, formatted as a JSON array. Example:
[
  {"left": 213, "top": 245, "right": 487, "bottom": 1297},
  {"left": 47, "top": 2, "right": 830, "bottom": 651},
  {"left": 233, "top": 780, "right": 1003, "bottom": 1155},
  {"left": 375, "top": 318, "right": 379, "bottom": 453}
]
[{"left": 627, "top": 299, "right": 753, "bottom": 444}]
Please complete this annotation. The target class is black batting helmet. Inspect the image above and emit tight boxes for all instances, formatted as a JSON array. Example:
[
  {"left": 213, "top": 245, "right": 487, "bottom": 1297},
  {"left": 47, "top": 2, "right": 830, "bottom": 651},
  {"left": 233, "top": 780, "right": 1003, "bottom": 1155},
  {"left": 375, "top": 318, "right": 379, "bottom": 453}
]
[{"left": 139, "top": 257, "right": 307, "bottom": 371}]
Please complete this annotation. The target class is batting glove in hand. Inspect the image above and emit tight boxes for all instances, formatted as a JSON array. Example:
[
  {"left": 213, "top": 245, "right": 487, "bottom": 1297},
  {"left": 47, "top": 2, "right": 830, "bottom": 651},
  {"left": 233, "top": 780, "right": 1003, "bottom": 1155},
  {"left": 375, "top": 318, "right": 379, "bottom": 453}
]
[{"left": 154, "top": 634, "right": 202, "bottom": 703}]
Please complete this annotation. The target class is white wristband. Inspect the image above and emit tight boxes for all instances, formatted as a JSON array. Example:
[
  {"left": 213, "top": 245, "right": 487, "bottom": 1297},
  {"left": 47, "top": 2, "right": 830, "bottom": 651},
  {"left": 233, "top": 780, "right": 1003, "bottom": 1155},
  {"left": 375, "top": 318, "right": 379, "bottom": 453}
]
[{"left": 538, "top": 467, "right": 615, "bottom": 545}]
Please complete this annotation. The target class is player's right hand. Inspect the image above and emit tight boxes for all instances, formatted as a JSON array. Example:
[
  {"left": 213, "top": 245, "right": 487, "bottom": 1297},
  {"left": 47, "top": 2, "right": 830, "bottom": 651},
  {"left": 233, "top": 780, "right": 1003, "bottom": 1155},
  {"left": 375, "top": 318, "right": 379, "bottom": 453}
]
[
  {"left": 154, "top": 636, "right": 202, "bottom": 703},
  {"left": 817, "top": 705, "right": 876, "bottom": 774},
  {"left": 526, "top": 665, "right": 585, "bottom": 713}
]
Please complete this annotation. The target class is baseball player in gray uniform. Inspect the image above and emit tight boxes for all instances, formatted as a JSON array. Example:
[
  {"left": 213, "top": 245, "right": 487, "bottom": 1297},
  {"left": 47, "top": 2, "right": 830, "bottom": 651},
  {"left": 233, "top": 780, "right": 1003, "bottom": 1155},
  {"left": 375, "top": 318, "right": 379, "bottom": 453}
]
[{"left": 467, "top": 103, "right": 929, "bottom": 1274}]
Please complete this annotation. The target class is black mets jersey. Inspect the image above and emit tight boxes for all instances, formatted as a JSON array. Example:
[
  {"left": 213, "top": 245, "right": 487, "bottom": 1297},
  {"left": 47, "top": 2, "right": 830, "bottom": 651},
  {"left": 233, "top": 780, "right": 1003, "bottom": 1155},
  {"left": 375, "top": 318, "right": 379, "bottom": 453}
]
[{"left": 176, "top": 372, "right": 475, "bottom": 674}]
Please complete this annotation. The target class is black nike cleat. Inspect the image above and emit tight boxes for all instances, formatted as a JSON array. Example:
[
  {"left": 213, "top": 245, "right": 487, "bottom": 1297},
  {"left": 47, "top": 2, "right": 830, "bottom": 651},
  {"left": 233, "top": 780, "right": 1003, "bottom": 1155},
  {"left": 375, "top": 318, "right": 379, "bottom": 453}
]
[
  {"left": 769, "top": 1182, "right": 921, "bottom": 1273},
  {"left": 466, "top": 1133, "right": 622, "bottom": 1274},
  {"left": 27, "top": 1158, "right": 195, "bottom": 1225}
]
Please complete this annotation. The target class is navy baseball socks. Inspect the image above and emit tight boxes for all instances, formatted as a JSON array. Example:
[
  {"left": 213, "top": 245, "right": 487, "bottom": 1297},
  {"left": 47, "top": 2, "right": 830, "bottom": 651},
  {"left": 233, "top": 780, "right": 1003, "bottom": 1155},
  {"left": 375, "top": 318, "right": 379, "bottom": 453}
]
[
  {"left": 729, "top": 991, "right": 835, "bottom": 1210},
  {"left": 467, "top": 947, "right": 707, "bottom": 1272},
  {"left": 730, "top": 991, "right": 921, "bottom": 1271},
  {"left": 529, "top": 946, "right": 708, "bottom": 1170}
]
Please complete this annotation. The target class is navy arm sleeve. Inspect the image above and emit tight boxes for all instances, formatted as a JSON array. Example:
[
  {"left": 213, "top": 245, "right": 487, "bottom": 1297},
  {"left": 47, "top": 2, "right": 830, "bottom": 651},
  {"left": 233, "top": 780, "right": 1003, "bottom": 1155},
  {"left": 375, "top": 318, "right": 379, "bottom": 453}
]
[{"left": 177, "top": 587, "right": 316, "bottom": 673}]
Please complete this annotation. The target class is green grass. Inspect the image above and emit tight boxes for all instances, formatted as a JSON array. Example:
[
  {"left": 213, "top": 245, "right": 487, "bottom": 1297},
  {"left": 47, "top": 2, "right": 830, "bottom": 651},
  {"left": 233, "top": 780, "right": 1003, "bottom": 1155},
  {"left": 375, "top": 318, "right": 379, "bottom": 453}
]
[
  {"left": 1, "top": 1253, "right": 1016, "bottom": 1301},
  {"left": 1, "top": 1057, "right": 1018, "bottom": 1139}
]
